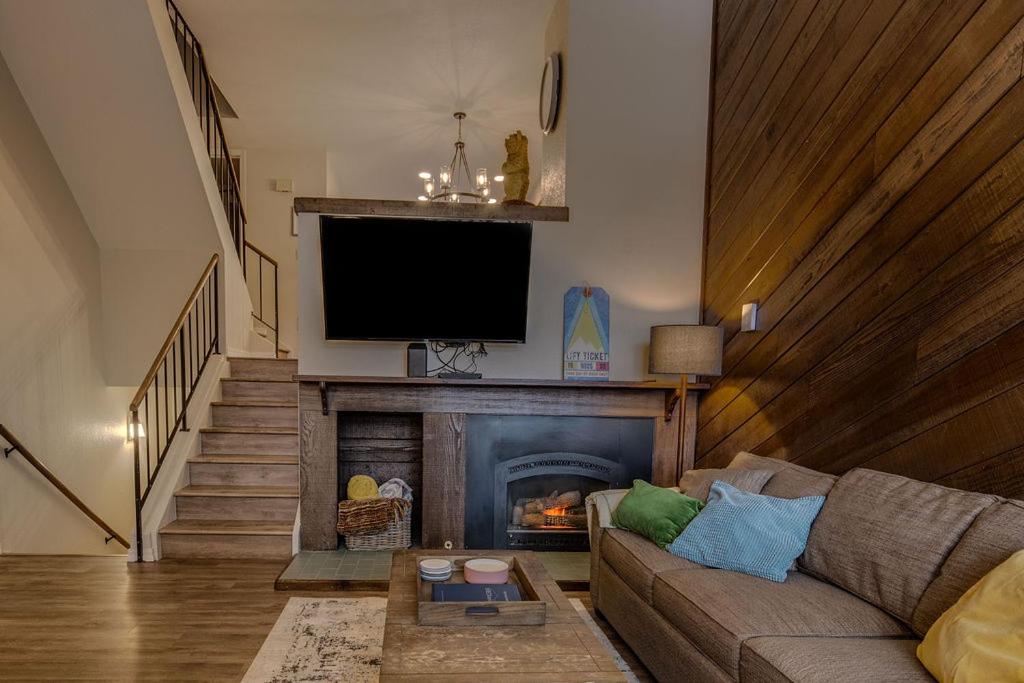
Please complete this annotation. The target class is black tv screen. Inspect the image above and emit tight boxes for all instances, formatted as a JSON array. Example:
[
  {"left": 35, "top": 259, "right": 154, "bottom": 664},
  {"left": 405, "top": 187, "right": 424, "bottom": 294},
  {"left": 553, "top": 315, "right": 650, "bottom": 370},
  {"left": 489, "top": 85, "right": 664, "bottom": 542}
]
[{"left": 320, "top": 216, "right": 532, "bottom": 342}]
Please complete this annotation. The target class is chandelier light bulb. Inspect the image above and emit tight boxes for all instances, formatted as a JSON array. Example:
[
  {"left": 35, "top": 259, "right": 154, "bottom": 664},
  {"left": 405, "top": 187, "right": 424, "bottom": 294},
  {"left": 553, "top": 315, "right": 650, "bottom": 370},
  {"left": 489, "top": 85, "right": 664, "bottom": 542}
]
[
  {"left": 439, "top": 164, "right": 452, "bottom": 188},
  {"left": 488, "top": 198, "right": 497, "bottom": 204},
  {"left": 493, "top": 175, "right": 504, "bottom": 182},
  {"left": 418, "top": 171, "right": 432, "bottom": 180},
  {"left": 417, "top": 195, "right": 429, "bottom": 201}
]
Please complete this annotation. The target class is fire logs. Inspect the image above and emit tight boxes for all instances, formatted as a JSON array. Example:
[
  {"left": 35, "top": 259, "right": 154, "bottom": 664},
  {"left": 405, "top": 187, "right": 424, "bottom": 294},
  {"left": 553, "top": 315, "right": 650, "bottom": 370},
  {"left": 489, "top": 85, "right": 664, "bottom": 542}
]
[{"left": 513, "top": 490, "right": 587, "bottom": 529}]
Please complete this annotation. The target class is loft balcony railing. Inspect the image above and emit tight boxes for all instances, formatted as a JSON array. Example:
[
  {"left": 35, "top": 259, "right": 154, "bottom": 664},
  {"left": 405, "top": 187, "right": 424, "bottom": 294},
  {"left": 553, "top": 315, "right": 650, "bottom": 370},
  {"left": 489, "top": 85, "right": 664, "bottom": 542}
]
[{"left": 165, "top": 0, "right": 246, "bottom": 263}]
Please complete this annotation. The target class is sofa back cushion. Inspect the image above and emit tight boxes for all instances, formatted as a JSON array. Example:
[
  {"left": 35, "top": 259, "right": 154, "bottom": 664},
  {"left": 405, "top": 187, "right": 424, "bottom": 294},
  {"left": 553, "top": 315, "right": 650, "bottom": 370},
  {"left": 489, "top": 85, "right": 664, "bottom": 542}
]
[
  {"left": 727, "top": 451, "right": 836, "bottom": 498},
  {"left": 678, "top": 467, "right": 774, "bottom": 502},
  {"left": 911, "top": 499, "right": 1024, "bottom": 635},
  {"left": 800, "top": 468, "right": 997, "bottom": 623}
]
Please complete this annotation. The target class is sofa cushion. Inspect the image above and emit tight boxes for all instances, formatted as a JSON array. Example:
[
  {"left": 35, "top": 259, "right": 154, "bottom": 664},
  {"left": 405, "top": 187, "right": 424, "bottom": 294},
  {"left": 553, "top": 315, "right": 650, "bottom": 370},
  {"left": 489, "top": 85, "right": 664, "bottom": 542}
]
[
  {"left": 598, "top": 560, "right": 733, "bottom": 683},
  {"left": 912, "top": 499, "right": 1024, "bottom": 635},
  {"left": 667, "top": 480, "right": 825, "bottom": 582},
  {"left": 740, "top": 636, "right": 931, "bottom": 683},
  {"left": 601, "top": 527, "right": 702, "bottom": 604},
  {"left": 652, "top": 568, "right": 907, "bottom": 679},
  {"left": 678, "top": 467, "right": 774, "bottom": 502},
  {"left": 727, "top": 451, "right": 836, "bottom": 498},
  {"left": 801, "top": 468, "right": 997, "bottom": 623}
]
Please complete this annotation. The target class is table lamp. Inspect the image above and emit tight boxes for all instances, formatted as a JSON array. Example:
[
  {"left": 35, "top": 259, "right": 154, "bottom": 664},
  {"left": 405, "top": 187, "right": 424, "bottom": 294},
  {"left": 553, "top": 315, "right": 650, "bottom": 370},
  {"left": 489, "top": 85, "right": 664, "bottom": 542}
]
[{"left": 649, "top": 324, "right": 724, "bottom": 480}]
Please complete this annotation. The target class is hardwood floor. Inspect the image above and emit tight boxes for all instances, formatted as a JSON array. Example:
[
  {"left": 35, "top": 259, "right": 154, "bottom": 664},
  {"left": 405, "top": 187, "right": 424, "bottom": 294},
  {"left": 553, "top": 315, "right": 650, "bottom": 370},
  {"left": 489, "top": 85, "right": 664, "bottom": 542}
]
[
  {"left": 0, "top": 556, "right": 652, "bottom": 681},
  {"left": 0, "top": 556, "right": 378, "bottom": 680}
]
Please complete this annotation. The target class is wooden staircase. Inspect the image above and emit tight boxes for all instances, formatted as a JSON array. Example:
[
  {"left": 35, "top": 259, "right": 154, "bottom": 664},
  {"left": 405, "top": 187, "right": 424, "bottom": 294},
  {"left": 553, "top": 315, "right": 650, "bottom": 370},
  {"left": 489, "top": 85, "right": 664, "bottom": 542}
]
[{"left": 159, "top": 357, "right": 299, "bottom": 559}]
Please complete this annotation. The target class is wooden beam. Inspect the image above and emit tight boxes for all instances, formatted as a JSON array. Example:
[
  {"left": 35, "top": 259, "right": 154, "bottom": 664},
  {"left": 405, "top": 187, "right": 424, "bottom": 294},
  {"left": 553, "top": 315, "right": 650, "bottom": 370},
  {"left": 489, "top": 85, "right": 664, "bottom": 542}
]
[
  {"left": 421, "top": 413, "right": 466, "bottom": 549},
  {"left": 299, "top": 410, "right": 337, "bottom": 550},
  {"left": 293, "top": 197, "right": 569, "bottom": 222}
]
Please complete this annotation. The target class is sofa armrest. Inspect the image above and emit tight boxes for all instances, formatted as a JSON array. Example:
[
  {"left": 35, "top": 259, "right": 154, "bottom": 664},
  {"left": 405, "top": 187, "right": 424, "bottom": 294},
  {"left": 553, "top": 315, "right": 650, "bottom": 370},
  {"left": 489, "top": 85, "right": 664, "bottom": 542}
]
[{"left": 586, "top": 488, "right": 628, "bottom": 612}]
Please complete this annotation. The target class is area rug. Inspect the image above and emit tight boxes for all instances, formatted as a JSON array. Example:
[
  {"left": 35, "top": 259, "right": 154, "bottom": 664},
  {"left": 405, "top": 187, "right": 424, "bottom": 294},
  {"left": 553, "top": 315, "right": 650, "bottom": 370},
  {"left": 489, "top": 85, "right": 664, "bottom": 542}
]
[
  {"left": 244, "top": 596, "right": 636, "bottom": 682},
  {"left": 242, "top": 597, "right": 385, "bottom": 682},
  {"left": 570, "top": 598, "right": 640, "bottom": 682}
]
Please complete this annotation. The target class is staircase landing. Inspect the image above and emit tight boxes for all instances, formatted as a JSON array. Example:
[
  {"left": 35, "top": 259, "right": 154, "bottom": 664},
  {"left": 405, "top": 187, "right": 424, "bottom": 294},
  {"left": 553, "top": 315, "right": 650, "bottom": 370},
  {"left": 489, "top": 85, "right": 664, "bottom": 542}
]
[{"left": 159, "top": 357, "right": 299, "bottom": 560}]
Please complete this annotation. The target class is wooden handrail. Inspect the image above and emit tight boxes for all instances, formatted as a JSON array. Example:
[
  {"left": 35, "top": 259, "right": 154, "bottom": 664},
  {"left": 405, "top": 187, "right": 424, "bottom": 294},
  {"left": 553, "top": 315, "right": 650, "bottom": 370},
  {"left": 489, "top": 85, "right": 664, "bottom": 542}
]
[
  {"left": 243, "top": 239, "right": 277, "bottom": 266},
  {"left": 0, "top": 423, "right": 130, "bottom": 549},
  {"left": 130, "top": 253, "right": 219, "bottom": 410}
]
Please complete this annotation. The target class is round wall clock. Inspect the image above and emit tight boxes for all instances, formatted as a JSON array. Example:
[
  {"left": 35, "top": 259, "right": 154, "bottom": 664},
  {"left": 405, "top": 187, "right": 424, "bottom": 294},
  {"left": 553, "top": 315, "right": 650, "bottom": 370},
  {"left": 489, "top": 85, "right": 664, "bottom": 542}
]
[{"left": 539, "top": 52, "right": 561, "bottom": 135}]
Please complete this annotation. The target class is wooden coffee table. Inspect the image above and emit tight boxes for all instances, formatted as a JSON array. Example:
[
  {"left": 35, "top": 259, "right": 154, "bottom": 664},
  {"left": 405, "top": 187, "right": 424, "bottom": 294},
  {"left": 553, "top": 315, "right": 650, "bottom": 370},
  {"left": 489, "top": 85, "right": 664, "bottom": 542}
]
[{"left": 381, "top": 549, "right": 628, "bottom": 682}]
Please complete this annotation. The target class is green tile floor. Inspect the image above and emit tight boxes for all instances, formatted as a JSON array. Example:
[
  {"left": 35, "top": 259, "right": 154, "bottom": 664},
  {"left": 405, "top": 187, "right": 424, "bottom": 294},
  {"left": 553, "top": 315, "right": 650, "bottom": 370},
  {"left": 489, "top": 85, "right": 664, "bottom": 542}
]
[{"left": 277, "top": 549, "right": 590, "bottom": 584}]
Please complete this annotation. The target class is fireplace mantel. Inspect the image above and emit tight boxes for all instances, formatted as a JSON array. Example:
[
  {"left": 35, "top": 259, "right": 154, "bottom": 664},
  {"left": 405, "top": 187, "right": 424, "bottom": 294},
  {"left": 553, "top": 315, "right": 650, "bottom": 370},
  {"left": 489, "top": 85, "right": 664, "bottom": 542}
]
[{"left": 297, "top": 376, "right": 705, "bottom": 551}]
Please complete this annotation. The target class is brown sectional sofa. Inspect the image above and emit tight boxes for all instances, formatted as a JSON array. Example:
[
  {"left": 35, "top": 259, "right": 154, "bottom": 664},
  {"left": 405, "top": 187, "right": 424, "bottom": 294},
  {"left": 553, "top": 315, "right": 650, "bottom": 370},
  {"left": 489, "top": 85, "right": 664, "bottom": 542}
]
[{"left": 588, "top": 452, "right": 1024, "bottom": 682}]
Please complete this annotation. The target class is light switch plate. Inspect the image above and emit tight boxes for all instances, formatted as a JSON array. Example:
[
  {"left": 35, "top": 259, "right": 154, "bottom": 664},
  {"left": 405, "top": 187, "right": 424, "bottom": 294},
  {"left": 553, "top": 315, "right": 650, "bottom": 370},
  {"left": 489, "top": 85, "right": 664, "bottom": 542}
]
[{"left": 741, "top": 302, "right": 758, "bottom": 332}]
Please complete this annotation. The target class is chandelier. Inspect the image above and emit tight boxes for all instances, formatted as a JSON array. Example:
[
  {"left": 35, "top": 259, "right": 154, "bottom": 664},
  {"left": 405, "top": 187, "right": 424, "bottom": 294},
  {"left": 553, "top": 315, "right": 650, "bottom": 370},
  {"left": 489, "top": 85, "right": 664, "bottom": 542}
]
[{"left": 417, "top": 112, "right": 502, "bottom": 203}]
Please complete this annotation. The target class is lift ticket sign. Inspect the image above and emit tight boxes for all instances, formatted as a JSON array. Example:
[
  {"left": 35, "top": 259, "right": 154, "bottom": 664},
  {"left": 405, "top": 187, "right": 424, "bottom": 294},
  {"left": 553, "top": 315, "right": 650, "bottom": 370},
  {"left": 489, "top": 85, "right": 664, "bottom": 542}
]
[{"left": 563, "top": 286, "right": 610, "bottom": 381}]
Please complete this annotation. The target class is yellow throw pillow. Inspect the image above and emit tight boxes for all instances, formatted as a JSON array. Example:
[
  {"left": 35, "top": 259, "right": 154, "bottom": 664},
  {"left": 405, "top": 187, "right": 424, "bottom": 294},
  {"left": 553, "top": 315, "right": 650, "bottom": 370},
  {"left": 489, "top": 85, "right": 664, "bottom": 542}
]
[
  {"left": 918, "top": 549, "right": 1024, "bottom": 682},
  {"left": 346, "top": 475, "right": 379, "bottom": 500}
]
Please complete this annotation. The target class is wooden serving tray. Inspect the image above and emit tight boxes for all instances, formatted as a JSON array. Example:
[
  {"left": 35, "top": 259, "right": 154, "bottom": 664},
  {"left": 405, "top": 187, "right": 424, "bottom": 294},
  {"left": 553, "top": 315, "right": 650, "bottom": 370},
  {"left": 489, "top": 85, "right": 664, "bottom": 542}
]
[{"left": 416, "top": 555, "right": 546, "bottom": 626}]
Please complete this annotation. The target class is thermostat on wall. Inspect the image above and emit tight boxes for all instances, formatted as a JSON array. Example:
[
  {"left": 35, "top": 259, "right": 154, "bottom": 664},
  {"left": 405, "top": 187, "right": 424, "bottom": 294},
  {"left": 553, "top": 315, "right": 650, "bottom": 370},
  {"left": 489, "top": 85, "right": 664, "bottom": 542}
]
[{"left": 274, "top": 178, "right": 294, "bottom": 192}]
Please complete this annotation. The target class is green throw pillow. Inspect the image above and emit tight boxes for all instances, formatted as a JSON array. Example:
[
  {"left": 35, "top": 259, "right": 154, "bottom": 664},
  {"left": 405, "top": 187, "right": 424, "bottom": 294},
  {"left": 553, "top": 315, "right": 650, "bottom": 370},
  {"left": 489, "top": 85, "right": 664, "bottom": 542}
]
[{"left": 611, "top": 479, "right": 704, "bottom": 548}]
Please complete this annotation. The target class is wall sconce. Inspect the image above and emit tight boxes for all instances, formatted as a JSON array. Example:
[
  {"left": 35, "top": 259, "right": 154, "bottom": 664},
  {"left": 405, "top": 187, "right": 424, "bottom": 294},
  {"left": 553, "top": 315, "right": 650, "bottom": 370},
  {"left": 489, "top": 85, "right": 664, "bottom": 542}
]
[
  {"left": 741, "top": 302, "right": 759, "bottom": 332},
  {"left": 127, "top": 417, "right": 146, "bottom": 442}
]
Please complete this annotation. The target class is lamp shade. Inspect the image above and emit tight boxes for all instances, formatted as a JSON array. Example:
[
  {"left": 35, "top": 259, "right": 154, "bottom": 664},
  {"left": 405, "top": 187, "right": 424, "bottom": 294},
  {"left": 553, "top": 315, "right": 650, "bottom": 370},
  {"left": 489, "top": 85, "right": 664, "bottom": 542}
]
[{"left": 648, "top": 325, "right": 724, "bottom": 376}]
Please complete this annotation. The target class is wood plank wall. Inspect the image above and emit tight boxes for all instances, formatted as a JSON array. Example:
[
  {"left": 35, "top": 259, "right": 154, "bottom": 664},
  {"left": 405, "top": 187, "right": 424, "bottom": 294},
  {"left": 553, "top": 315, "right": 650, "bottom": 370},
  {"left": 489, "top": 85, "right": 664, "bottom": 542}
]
[
  {"left": 698, "top": 0, "right": 1024, "bottom": 499},
  {"left": 339, "top": 413, "right": 423, "bottom": 542}
]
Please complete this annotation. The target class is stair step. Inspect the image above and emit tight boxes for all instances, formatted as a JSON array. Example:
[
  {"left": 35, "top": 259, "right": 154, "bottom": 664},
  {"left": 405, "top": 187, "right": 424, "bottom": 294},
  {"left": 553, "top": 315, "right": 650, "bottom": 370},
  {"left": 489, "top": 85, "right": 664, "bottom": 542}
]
[
  {"left": 174, "top": 485, "right": 298, "bottom": 522},
  {"left": 200, "top": 428, "right": 298, "bottom": 456},
  {"left": 221, "top": 378, "right": 298, "bottom": 402},
  {"left": 189, "top": 460, "right": 298, "bottom": 486},
  {"left": 211, "top": 400, "right": 298, "bottom": 407},
  {"left": 175, "top": 485, "right": 298, "bottom": 498},
  {"left": 228, "top": 357, "right": 298, "bottom": 380},
  {"left": 161, "top": 519, "right": 293, "bottom": 535},
  {"left": 199, "top": 426, "right": 298, "bottom": 434},
  {"left": 190, "top": 454, "right": 298, "bottom": 464},
  {"left": 159, "top": 520, "right": 293, "bottom": 559}
]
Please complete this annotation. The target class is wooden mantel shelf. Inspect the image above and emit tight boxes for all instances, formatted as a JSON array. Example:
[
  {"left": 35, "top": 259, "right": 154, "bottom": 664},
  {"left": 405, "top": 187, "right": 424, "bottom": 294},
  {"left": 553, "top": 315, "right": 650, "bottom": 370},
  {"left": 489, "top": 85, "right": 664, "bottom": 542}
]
[
  {"left": 293, "top": 197, "right": 570, "bottom": 222},
  {"left": 296, "top": 375, "right": 708, "bottom": 391}
]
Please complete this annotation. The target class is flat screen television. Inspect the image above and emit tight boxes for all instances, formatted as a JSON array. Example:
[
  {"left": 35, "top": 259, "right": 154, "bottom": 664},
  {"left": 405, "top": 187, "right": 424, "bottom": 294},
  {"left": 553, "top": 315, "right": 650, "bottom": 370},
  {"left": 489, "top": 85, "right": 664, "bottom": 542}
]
[{"left": 320, "top": 216, "right": 532, "bottom": 342}]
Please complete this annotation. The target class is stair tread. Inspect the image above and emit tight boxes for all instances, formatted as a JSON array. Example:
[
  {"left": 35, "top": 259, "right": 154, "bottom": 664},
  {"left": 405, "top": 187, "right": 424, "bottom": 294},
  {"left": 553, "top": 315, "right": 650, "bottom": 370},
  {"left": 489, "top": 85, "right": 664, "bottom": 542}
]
[
  {"left": 190, "top": 454, "right": 298, "bottom": 464},
  {"left": 228, "top": 356, "right": 297, "bottom": 363},
  {"left": 211, "top": 400, "right": 298, "bottom": 407},
  {"left": 221, "top": 377, "right": 297, "bottom": 383},
  {"left": 160, "top": 519, "right": 293, "bottom": 536},
  {"left": 175, "top": 484, "right": 299, "bottom": 498},
  {"left": 199, "top": 426, "right": 298, "bottom": 434}
]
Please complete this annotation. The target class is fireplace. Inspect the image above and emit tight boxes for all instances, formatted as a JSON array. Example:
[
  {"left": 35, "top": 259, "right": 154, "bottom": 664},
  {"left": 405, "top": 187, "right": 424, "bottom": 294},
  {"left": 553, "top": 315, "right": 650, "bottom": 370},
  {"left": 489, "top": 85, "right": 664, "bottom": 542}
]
[
  {"left": 499, "top": 452, "right": 622, "bottom": 550},
  {"left": 465, "top": 415, "right": 653, "bottom": 550}
]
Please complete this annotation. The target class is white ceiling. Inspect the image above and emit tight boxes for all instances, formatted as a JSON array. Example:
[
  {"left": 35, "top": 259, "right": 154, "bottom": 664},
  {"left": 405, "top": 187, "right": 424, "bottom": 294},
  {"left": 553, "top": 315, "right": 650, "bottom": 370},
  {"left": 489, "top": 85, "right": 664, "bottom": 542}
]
[{"left": 175, "top": 0, "right": 554, "bottom": 197}]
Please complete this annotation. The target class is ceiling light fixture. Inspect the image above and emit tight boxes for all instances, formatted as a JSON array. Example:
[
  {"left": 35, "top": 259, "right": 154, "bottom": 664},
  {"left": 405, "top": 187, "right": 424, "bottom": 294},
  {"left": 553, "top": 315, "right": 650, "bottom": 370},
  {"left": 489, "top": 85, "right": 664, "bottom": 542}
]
[{"left": 417, "top": 112, "right": 502, "bottom": 203}]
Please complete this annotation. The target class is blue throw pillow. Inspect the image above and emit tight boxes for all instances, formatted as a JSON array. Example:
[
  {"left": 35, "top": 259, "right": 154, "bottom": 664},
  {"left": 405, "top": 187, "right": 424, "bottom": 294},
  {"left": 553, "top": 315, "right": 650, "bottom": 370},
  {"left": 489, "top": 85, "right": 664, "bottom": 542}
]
[{"left": 666, "top": 480, "right": 825, "bottom": 582}]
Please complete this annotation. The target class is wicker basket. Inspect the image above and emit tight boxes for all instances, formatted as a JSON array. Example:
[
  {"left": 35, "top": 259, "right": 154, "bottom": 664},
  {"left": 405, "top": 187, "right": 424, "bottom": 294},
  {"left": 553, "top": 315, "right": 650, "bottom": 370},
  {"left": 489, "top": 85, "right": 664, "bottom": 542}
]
[{"left": 337, "top": 498, "right": 412, "bottom": 551}]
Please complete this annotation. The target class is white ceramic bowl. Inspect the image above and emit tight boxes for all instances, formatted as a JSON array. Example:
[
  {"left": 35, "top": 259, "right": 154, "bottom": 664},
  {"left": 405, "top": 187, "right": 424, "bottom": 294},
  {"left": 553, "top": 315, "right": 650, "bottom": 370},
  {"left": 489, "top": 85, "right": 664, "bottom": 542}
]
[
  {"left": 419, "top": 570, "right": 452, "bottom": 582},
  {"left": 419, "top": 558, "right": 453, "bottom": 573},
  {"left": 464, "top": 558, "right": 509, "bottom": 584}
]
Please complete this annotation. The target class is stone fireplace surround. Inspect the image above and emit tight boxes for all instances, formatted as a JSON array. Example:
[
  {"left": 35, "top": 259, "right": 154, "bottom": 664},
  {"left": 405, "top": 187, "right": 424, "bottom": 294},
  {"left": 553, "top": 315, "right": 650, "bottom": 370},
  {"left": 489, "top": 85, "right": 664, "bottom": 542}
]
[{"left": 297, "top": 376, "right": 701, "bottom": 551}]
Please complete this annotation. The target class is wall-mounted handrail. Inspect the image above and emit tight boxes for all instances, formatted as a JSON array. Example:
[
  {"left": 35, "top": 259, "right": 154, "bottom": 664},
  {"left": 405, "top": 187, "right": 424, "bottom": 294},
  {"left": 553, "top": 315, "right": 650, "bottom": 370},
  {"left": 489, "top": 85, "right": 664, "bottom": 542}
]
[
  {"left": 243, "top": 240, "right": 281, "bottom": 359},
  {"left": 130, "top": 253, "right": 220, "bottom": 561},
  {"left": 0, "top": 423, "right": 130, "bottom": 549}
]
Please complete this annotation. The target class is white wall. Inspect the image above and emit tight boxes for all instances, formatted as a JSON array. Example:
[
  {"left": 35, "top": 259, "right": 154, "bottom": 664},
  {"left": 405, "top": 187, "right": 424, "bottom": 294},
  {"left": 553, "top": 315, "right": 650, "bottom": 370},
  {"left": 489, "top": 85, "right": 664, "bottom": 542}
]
[
  {"left": 241, "top": 148, "right": 327, "bottom": 354},
  {"left": 298, "top": 0, "right": 713, "bottom": 380},
  {"left": 0, "top": 54, "right": 134, "bottom": 556}
]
